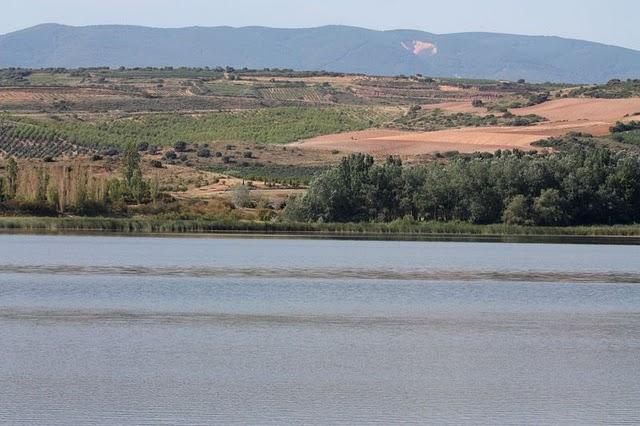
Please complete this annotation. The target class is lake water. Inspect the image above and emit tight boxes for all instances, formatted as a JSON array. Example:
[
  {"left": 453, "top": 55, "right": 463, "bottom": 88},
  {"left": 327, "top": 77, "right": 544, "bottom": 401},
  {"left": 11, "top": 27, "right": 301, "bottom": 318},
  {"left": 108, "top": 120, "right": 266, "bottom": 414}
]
[{"left": 1, "top": 235, "right": 639, "bottom": 425}]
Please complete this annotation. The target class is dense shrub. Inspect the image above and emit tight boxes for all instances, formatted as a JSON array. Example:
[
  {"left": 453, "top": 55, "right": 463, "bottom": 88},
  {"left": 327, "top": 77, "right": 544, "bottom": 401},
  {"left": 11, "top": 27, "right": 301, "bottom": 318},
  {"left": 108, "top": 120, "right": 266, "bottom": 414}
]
[
  {"left": 231, "top": 185, "right": 255, "bottom": 208},
  {"left": 0, "top": 200, "right": 58, "bottom": 217},
  {"left": 611, "top": 121, "right": 640, "bottom": 133},
  {"left": 197, "top": 148, "right": 211, "bottom": 158},
  {"left": 174, "top": 141, "right": 188, "bottom": 152},
  {"left": 102, "top": 147, "right": 119, "bottom": 156},
  {"left": 392, "top": 108, "right": 544, "bottom": 131},
  {"left": 570, "top": 79, "right": 640, "bottom": 99}
]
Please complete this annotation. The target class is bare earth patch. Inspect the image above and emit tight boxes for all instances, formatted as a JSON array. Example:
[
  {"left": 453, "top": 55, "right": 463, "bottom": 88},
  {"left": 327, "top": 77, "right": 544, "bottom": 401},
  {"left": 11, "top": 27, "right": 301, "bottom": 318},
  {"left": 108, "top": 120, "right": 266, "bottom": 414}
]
[
  {"left": 295, "top": 128, "right": 545, "bottom": 155},
  {"left": 512, "top": 98, "right": 640, "bottom": 123},
  {"left": 160, "top": 165, "right": 304, "bottom": 206},
  {"left": 295, "top": 98, "right": 640, "bottom": 156}
]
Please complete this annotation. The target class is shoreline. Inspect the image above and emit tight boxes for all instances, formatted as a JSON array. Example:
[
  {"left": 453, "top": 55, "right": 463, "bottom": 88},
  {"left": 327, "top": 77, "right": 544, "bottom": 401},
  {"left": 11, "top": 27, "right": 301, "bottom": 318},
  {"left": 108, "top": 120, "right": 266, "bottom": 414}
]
[{"left": 1, "top": 217, "right": 639, "bottom": 244}]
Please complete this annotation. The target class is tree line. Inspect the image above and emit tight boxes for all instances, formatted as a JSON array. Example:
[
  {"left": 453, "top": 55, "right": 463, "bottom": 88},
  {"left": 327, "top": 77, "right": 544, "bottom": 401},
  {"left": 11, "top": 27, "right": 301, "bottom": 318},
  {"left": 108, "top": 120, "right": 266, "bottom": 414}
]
[
  {"left": 285, "top": 149, "right": 640, "bottom": 226},
  {"left": 0, "top": 144, "right": 158, "bottom": 216}
]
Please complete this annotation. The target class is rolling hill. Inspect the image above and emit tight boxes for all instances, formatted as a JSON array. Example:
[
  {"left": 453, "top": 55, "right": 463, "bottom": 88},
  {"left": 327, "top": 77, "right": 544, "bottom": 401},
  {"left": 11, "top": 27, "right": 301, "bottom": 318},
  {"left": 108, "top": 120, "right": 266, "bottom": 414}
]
[{"left": 1, "top": 24, "right": 639, "bottom": 83}]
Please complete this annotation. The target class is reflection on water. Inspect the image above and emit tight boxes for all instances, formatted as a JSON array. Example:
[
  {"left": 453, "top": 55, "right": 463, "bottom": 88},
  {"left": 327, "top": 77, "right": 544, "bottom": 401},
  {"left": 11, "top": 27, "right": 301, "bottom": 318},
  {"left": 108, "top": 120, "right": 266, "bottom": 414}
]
[{"left": 1, "top": 235, "right": 640, "bottom": 425}]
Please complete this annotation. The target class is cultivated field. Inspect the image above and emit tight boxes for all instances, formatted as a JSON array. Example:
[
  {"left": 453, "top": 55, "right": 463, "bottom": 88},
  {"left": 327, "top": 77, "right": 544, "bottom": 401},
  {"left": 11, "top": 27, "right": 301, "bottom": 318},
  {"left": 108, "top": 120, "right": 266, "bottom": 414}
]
[
  {"left": 2, "top": 68, "right": 639, "bottom": 218},
  {"left": 296, "top": 98, "right": 640, "bottom": 155},
  {"left": 513, "top": 97, "right": 640, "bottom": 126},
  {"left": 0, "top": 87, "right": 129, "bottom": 104},
  {"left": 294, "top": 128, "right": 544, "bottom": 155}
]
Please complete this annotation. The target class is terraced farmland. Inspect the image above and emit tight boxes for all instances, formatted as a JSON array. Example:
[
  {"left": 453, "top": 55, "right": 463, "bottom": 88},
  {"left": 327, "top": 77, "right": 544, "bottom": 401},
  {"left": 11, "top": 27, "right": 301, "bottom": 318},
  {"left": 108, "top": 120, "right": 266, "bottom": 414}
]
[
  {"left": 139, "top": 85, "right": 195, "bottom": 98},
  {"left": 203, "top": 81, "right": 258, "bottom": 97},
  {"left": 258, "top": 86, "right": 330, "bottom": 103},
  {"left": 0, "top": 87, "right": 128, "bottom": 104}
]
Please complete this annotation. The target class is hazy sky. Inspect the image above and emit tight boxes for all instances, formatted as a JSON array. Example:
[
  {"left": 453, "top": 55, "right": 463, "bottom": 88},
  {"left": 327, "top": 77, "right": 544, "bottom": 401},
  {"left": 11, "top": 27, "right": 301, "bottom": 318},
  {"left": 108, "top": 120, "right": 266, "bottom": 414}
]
[{"left": 3, "top": 0, "right": 639, "bottom": 50}]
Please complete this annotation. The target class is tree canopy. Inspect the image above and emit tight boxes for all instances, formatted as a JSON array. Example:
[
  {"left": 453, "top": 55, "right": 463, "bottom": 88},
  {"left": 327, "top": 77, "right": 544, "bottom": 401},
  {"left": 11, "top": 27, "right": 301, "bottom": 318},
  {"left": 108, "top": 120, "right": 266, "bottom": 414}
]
[{"left": 286, "top": 149, "right": 640, "bottom": 226}]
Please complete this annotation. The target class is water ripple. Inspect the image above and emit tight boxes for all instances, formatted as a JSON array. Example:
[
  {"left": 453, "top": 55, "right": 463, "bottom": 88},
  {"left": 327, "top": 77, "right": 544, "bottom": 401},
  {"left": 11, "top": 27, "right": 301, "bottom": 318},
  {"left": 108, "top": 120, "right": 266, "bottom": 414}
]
[{"left": 1, "top": 264, "right": 640, "bottom": 283}]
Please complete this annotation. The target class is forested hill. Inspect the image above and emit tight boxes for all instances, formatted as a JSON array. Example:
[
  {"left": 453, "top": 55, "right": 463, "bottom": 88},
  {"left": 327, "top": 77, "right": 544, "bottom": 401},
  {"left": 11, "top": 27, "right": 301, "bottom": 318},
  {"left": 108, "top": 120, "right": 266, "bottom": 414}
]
[{"left": 1, "top": 24, "right": 640, "bottom": 83}]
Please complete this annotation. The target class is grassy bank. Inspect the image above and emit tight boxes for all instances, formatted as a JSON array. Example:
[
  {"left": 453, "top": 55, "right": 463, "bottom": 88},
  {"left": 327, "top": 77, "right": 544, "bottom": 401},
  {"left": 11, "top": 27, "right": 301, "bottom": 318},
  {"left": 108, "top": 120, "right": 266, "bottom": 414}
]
[{"left": 0, "top": 216, "right": 639, "bottom": 239}]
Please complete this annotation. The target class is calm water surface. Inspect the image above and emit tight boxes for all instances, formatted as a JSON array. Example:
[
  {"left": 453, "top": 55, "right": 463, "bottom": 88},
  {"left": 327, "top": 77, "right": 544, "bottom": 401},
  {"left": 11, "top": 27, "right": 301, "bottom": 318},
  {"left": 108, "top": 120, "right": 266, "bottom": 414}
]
[{"left": 1, "top": 235, "right": 639, "bottom": 424}]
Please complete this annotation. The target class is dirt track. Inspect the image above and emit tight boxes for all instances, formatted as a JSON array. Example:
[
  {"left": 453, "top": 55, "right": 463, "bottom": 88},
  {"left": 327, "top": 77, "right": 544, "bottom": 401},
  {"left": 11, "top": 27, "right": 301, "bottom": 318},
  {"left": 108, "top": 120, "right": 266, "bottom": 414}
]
[{"left": 295, "top": 98, "right": 640, "bottom": 156}]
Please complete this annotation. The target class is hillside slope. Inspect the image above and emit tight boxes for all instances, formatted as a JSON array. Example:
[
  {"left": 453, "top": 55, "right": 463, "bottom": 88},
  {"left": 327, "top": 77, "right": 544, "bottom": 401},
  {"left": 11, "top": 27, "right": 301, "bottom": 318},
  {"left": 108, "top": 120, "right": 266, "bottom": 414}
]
[{"left": 1, "top": 24, "right": 640, "bottom": 82}]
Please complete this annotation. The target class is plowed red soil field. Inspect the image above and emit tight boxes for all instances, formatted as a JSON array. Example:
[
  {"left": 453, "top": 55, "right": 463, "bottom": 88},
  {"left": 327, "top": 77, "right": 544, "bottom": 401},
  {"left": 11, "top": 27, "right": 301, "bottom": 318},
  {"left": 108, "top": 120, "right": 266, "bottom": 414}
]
[{"left": 295, "top": 98, "right": 640, "bottom": 156}]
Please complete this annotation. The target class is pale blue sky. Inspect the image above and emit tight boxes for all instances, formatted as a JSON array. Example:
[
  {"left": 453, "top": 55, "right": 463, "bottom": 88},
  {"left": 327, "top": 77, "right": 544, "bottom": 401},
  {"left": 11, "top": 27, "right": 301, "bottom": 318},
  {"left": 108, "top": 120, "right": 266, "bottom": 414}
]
[{"left": 3, "top": 0, "right": 639, "bottom": 50}]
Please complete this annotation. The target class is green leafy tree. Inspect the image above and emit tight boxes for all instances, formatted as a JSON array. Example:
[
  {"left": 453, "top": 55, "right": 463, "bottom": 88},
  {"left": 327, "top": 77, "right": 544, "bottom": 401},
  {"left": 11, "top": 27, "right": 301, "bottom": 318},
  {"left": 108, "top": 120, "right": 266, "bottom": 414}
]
[
  {"left": 121, "top": 143, "right": 141, "bottom": 188},
  {"left": 502, "top": 195, "right": 534, "bottom": 225},
  {"left": 290, "top": 149, "right": 640, "bottom": 226},
  {"left": 106, "top": 179, "right": 127, "bottom": 212},
  {"left": 129, "top": 169, "right": 148, "bottom": 204},
  {"left": 6, "top": 157, "right": 18, "bottom": 200},
  {"left": 533, "top": 189, "right": 568, "bottom": 226},
  {"left": 367, "top": 156, "right": 404, "bottom": 221}
]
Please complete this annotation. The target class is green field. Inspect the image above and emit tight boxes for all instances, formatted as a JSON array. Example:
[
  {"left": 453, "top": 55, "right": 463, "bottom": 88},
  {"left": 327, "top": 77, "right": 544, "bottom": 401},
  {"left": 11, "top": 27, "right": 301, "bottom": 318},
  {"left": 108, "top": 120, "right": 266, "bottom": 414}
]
[
  {"left": 11, "top": 107, "right": 391, "bottom": 147},
  {"left": 203, "top": 163, "right": 329, "bottom": 185}
]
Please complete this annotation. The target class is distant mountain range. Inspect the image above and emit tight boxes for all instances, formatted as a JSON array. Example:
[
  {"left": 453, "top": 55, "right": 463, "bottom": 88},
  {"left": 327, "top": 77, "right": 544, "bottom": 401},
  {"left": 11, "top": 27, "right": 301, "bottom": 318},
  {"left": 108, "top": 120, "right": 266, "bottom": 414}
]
[{"left": 1, "top": 24, "right": 639, "bottom": 83}]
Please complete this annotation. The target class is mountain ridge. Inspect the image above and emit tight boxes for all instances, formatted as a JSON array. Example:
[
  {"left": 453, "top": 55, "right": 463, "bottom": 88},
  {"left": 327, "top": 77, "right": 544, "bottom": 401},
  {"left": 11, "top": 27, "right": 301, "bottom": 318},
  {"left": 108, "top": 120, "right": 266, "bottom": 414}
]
[{"left": 1, "top": 23, "right": 639, "bottom": 83}]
